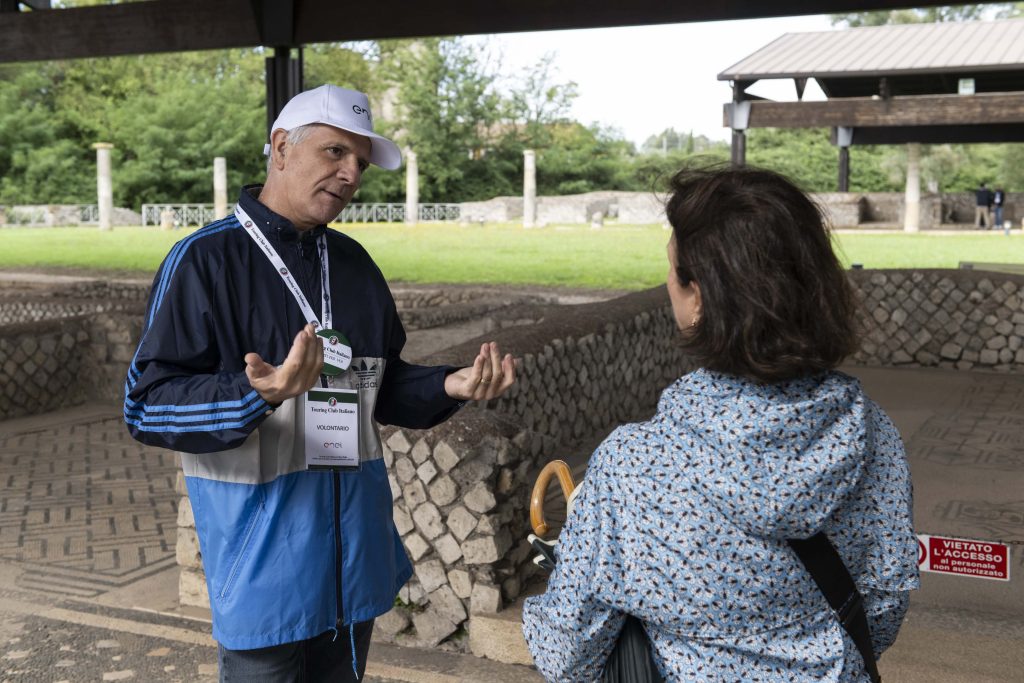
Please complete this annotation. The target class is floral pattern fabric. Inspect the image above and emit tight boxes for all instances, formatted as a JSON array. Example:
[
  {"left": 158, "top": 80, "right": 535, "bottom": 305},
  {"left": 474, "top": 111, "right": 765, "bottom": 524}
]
[{"left": 522, "top": 368, "right": 919, "bottom": 682}]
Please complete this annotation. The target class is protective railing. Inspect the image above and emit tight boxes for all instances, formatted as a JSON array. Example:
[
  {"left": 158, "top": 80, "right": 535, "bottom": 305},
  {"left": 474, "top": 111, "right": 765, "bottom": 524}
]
[
  {"left": 334, "top": 203, "right": 461, "bottom": 223},
  {"left": 141, "top": 204, "right": 217, "bottom": 227},
  {"left": 78, "top": 204, "right": 99, "bottom": 224},
  {"left": 137, "top": 203, "right": 461, "bottom": 226}
]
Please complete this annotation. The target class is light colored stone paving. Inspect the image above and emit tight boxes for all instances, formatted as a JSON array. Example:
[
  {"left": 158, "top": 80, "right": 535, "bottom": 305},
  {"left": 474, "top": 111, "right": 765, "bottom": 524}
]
[{"left": 0, "top": 404, "right": 178, "bottom": 599}]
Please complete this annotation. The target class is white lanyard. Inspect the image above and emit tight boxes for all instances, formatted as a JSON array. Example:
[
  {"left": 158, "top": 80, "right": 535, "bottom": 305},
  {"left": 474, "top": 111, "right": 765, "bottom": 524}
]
[{"left": 235, "top": 204, "right": 332, "bottom": 330}]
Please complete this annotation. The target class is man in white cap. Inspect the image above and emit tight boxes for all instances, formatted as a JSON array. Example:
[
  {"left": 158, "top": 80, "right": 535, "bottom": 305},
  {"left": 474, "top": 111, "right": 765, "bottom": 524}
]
[{"left": 124, "top": 84, "right": 517, "bottom": 681}]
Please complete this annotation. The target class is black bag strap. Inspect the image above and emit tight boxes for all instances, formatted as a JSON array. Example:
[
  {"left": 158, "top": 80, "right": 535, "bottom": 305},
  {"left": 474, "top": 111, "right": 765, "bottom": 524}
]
[{"left": 788, "top": 533, "right": 881, "bottom": 683}]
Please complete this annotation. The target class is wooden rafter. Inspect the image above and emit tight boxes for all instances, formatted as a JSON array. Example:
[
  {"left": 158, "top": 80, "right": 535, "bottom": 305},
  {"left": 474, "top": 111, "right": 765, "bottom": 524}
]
[{"left": 725, "top": 92, "right": 1024, "bottom": 129}]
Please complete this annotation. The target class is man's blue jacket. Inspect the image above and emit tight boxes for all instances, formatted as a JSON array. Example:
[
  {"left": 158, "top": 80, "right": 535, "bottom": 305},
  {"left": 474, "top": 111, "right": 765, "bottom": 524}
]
[{"left": 124, "top": 187, "right": 460, "bottom": 649}]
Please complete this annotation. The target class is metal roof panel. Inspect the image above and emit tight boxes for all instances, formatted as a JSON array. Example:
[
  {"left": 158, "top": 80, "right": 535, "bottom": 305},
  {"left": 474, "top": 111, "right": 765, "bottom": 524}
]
[{"left": 718, "top": 18, "right": 1024, "bottom": 81}]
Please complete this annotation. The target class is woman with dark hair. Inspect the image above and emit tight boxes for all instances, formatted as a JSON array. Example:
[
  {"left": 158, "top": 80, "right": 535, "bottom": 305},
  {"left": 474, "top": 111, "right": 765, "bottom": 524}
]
[{"left": 522, "top": 166, "right": 919, "bottom": 682}]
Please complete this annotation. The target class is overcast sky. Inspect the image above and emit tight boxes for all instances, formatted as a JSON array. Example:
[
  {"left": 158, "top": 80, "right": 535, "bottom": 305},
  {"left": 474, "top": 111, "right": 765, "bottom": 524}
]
[{"left": 479, "top": 14, "right": 835, "bottom": 147}]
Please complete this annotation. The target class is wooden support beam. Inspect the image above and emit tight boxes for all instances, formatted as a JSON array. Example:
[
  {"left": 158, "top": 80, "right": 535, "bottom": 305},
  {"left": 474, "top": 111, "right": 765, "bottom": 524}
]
[
  {"left": 0, "top": 0, "right": 261, "bottom": 62},
  {"left": 0, "top": 0, "right": 986, "bottom": 64},
  {"left": 725, "top": 92, "right": 1024, "bottom": 129},
  {"left": 849, "top": 124, "right": 1024, "bottom": 145}
]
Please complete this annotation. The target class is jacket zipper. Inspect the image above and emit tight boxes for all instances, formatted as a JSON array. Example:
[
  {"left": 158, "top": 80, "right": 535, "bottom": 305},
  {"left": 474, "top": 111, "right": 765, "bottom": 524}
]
[
  {"left": 334, "top": 471, "right": 344, "bottom": 626},
  {"left": 298, "top": 238, "right": 345, "bottom": 627}
]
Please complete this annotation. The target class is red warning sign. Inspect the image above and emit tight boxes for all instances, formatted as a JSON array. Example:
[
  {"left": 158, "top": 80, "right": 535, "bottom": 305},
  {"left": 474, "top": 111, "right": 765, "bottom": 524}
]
[{"left": 917, "top": 534, "right": 1010, "bottom": 581}]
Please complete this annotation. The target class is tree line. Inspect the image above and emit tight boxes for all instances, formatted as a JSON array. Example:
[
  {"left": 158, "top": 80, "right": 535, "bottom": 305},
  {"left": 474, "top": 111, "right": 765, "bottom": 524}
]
[{"left": 2, "top": 6, "right": 1023, "bottom": 209}]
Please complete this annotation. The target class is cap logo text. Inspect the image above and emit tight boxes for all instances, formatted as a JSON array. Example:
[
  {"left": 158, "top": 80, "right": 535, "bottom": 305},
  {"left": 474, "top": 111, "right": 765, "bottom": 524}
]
[{"left": 352, "top": 105, "right": 372, "bottom": 121}]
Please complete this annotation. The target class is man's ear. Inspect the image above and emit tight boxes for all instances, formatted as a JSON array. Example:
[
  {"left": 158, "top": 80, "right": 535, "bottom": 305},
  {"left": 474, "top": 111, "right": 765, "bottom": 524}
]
[{"left": 269, "top": 129, "right": 289, "bottom": 171}]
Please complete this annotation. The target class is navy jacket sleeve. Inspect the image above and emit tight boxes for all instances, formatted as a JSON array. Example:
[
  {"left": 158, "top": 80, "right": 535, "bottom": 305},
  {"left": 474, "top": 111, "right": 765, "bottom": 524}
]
[
  {"left": 124, "top": 251, "right": 272, "bottom": 454},
  {"left": 374, "top": 305, "right": 464, "bottom": 430}
]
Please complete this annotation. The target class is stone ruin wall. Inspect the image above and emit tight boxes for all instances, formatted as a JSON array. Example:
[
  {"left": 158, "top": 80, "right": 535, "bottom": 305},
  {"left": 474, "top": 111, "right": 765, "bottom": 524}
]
[
  {"left": 0, "top": 313, "right": 143, "bottom": 419},
  {"left": 0, "top": 204, "right": 141, "bottom": 227},
  {"left": 5, "top": 268, "right": 1024, "bottom": 650},
  {"left": 2, "top": 192, "right": 1021, "bottom": 230},
  {"left": 852, "top": 270, "right": 1024, "bottom": 370},
  {"left": 461, "top": 191, "right": 1024, "bottom": 228}
]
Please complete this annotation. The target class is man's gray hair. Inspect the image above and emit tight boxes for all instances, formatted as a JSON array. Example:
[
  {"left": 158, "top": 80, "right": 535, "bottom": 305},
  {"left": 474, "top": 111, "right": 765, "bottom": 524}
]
[{"left": 266, "top": 124, "right": 317, "bottom": 172}]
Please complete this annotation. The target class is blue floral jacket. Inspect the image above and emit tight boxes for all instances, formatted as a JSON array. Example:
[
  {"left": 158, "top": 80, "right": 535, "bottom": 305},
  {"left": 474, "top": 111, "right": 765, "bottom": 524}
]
[{"left": 522, "top": 369, "right": 919, "bottom": 682}]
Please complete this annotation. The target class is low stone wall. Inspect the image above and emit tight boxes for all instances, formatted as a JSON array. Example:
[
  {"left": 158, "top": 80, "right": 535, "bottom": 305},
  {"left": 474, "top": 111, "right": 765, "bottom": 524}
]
[
  {"left": 0, "top": 278, "right": 150, "bottom": 303},
  {"left": 0, "top": 205, "right": 141, "bottom": 227},
  {"left": 459, "top": 191, "right": 1024, "bottom": 229},
  {"left": 535, "top": 191, "right": 637, "bottom": 225},
  {"left": 0, "top": 312, "right": 143, "bottom": 420},
  {"left": 815, "top": 193, "right": 867, "bottom": 227},
  {"left": 46, "top": 279, "right": 152, "bottom": 301},
  {"left": 459, "top": 197, "right": 523, "bottom": 223},
  {"left": 0, "top": 280, "right": 558, "bottom": 421},
  {"left": 461, "top": 192, "right": 651, "bottom": 226},
  {"left": 0, "top": 298, "right": 141, "bottom": 326},
  {"left": 850, "top": 269, "right": 1024, "bottom": 371},
  {"left": 825, "top": 192, "right": 1024, "bottom": 228},
  {"left": 394, "top": 287, "right": 554, "bottom": 331},
  {"left": 616, "top": 192, "right": 666, "bottom": 225}
]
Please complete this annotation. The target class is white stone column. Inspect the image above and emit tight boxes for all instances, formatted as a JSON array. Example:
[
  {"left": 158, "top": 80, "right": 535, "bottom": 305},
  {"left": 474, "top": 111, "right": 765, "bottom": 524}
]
[
  {"left": 213, "top": 157, "right": 228, "bottom": 219},
  {"left": 405, "top": 149, "right": 418, "bottom": 225},
  {"left": 92, "top": 142, "right": 114, "bottom": 231},
  {"left": 523, "top": 149, "right": 536, "bottom": 228},
  {"left": 904, "top": 143, "right": 921, "bottom": 233}
]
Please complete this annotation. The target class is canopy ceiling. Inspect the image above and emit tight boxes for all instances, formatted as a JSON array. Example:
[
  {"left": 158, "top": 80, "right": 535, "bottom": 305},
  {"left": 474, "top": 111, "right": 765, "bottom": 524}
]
[{"left": 0, "top": 1, "right": 1002, "bottom": 63}]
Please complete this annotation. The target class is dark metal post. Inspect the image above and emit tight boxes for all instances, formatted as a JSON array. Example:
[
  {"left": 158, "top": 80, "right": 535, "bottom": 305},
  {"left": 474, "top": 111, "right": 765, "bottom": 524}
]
[
  {"left": 838, "top": 146, "right": 850, "bottom": 192},
  {"left": 835, "top": 126, "right": 854, "bottom": 193},
  {"left": 731, "top": 130, "right": 746, "bottom": 168},
  {"left": 265, "top": 46, "right": 304, "bottom": 138}
]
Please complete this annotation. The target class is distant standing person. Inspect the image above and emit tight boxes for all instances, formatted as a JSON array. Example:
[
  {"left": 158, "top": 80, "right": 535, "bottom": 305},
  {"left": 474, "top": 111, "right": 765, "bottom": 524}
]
[
  {"left": 975, "top": 182, "right": 992, "bottom": 229},
  {"left": 993, "top": 187, "right": 1006, "bottom": 231}
]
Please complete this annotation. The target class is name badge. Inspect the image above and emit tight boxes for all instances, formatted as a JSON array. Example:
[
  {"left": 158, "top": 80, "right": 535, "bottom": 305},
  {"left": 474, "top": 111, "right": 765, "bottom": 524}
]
[
  {"left": 316, "top": 328, "right": 352, "bottom": 375},
  {"left": 304, "top": 388, "right": 360, "bottom": 470}
]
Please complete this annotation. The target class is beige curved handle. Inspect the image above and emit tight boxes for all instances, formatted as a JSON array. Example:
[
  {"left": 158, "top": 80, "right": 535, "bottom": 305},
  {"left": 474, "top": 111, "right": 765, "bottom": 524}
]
[{"left": 530, "top": 460, "right": 577, "bottom": 538}]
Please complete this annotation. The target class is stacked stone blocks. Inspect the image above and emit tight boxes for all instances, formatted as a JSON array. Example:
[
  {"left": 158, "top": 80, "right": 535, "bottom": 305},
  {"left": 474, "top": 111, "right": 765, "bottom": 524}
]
[
  {"left": 0, "top": 312, "right": 142, "bottom": 420},
  {"left": 370, "top": 293, "right": 696, "bottom": 650},
  {"left": 849, "top": 270, "right": 1024, "bottom": 372}
]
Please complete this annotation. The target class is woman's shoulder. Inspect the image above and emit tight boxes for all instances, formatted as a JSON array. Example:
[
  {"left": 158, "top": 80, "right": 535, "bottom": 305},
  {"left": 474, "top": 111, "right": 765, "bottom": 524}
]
[{"left": 588, "top": 406, "right": 696, "bottom": 481}]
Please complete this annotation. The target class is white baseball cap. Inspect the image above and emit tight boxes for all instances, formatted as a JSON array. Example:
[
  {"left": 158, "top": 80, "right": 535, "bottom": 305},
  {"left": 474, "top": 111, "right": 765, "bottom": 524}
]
[{"left": 263, "top": 84, "right": 401, "bottom": 170}]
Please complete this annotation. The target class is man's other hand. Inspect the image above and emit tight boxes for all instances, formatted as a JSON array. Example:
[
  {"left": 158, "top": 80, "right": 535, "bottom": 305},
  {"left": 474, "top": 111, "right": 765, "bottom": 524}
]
[
  {"left": 245, "top": 323, "right": 324, "bottom": 404},
  {"left": 444, "top": 341, "right": 517, "bottom": 402}
]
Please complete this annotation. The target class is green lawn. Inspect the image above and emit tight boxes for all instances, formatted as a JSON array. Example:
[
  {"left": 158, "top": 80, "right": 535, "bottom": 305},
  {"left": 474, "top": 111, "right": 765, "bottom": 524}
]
[{"left": 1, "top": 224, "right": 1023, "bottom": 290}]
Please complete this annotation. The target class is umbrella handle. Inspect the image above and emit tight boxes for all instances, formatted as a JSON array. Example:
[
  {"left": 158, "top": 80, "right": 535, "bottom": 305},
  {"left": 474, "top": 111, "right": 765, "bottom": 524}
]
[{"left": 530, "top": 460, "right": 577, "bottom": 538}]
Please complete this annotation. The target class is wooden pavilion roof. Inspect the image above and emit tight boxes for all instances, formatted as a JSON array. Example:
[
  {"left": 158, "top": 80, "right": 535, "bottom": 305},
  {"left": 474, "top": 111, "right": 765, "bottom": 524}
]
[{"left": 719, "top": 18, "right": 1024, "bottom": 98}]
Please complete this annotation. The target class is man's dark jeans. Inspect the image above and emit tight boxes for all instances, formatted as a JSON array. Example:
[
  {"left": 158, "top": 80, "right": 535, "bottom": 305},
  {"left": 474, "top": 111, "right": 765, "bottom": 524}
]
[{"left": 218, "top": 620, "right": 375, "bottom": 683}]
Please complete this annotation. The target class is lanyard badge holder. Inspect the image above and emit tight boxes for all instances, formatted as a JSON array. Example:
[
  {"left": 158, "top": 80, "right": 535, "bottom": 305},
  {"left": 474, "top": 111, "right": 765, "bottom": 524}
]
[{"left": 237, "top": 205, "right": 361, "bottom": 472}]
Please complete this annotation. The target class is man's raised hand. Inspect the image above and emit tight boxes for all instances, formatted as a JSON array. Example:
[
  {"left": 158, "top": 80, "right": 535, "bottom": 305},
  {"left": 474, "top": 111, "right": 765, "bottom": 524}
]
[
  {"left": 245, "top": 323, "right": 324, "bottom": 404},
  {"left": 444, "top": 341, "right": 517, "bottom": 402}
]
